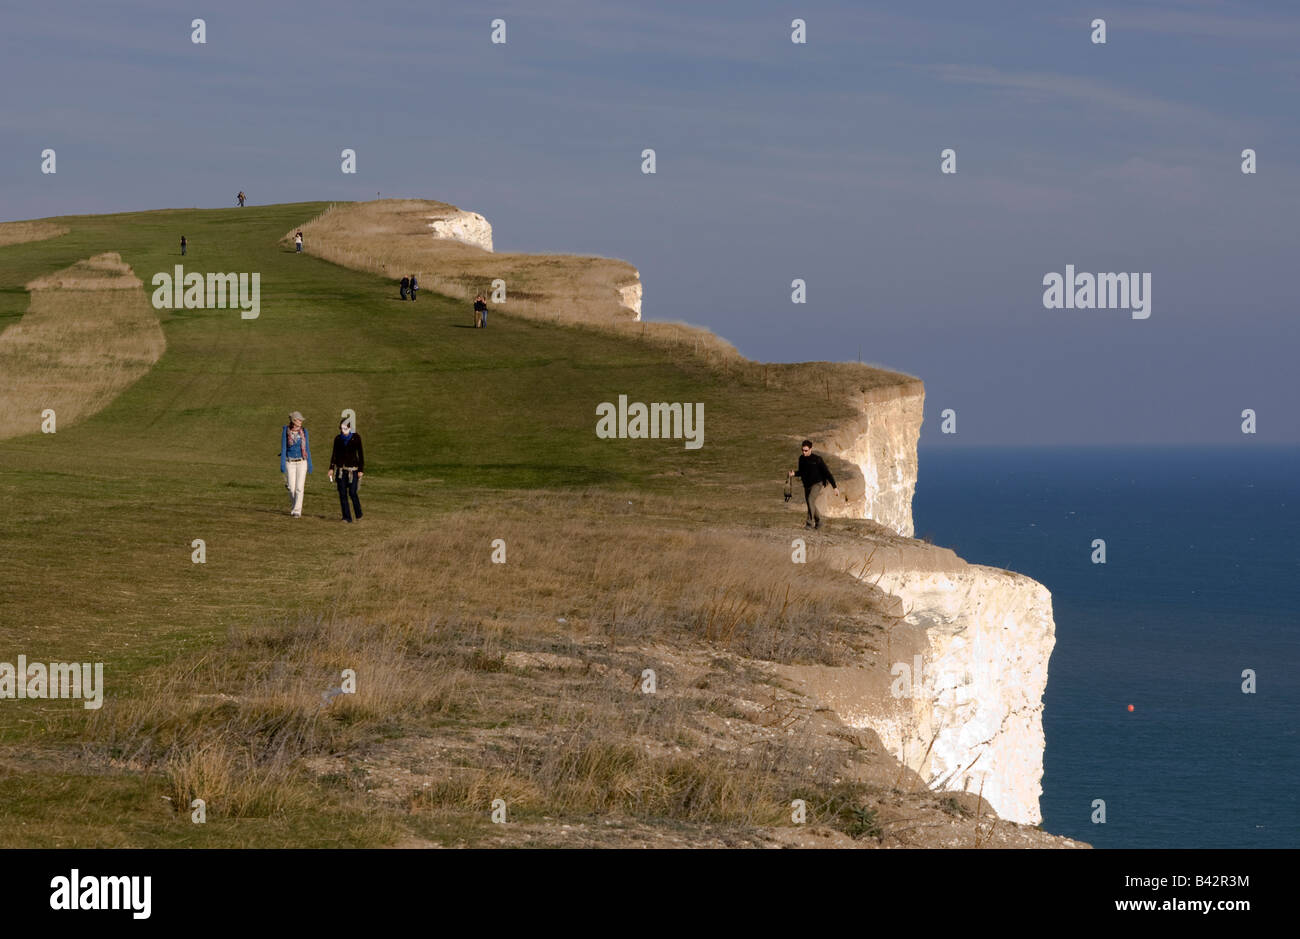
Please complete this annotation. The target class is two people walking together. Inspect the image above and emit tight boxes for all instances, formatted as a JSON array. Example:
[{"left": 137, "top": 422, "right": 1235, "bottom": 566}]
[
  {"left": 399, "top": 275, "right": 419, "bottom": 300},
  {"left": 279, "top": 411, "right": 366, "bottom": 522}
]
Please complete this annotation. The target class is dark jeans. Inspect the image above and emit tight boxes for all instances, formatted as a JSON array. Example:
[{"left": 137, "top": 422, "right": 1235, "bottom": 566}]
[
  {"left": 410, "top": 288, "right": 417, "bottom": 301},
  {"left": 336, "top": 469, "right": 362, "bottom": 521},
  {"left": 400, "top": 286, "right": 408, "bottom": 300},
  {"left": 181, "top": 245, "right": 186, "bottom": 255},
  {"left": 804, "top": 483, "right": 824, "bottom": 526}
]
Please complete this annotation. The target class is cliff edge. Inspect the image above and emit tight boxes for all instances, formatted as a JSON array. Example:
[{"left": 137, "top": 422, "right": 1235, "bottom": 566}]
[{"left": 295, "top": 197, "right": 1058, "bottom": 828}]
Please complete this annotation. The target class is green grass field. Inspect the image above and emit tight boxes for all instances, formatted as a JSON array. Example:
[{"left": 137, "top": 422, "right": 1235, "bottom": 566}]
[{"left": 0, "top": 202, "right": 913, "bottom": 847}]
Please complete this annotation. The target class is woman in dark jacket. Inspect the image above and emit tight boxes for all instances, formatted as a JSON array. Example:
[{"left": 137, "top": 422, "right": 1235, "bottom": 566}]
[{"left": 328, "top": 419, "right": 365, "bottom": 522}]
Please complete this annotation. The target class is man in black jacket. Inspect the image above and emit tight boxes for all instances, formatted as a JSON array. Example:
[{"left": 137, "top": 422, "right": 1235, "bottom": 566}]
[{"left": 788, "top": 439, "right": 839, "bottom": 529}]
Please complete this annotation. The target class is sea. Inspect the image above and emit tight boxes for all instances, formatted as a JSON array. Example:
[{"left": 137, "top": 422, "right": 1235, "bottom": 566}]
[{"left": 912, "top": 446, "right": 1300, "bottom": 849}]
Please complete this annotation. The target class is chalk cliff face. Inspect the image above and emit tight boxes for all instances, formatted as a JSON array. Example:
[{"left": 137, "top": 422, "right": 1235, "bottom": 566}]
[
  {"left": 427, "top": 210, "right": 494, "bottom": 251},
  {"left": 617, "top": 279, "right": 643, "bottom": 320},
  {"left": 815, "top": 382, "right": 924, "bottom": 538},
  {"left": 797, "top": 389, "right": 1057, "bottom": 827},
  {"left": 871, "top": 546, "right": 1055, "bottom": 826}
]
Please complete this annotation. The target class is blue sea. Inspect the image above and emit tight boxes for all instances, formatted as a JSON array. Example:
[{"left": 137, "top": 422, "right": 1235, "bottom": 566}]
[{"left": 912, "top": 446, "right": 1300, "bottom": 848}]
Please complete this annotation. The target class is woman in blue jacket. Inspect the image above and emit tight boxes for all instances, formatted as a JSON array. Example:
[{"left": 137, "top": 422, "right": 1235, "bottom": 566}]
[{"left": 279, "top": 410, "right": 313, "bottom": 517}]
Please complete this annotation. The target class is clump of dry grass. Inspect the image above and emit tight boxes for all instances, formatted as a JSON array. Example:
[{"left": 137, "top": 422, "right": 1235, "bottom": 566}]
[
  {"left": 0, "top": 220, "right": 69, "bottom": 248},
  {"left": 165, "top": 739, "right": 312, "bottom": 818},
  {"left": 90, "top": 612, "right": 472, "bottom": 818},
  {"left": 0, "top": 253, "right": 164, "bottom": 440},
  {"left": 411, "top": 735, "right": 793, "bottom": 826}
]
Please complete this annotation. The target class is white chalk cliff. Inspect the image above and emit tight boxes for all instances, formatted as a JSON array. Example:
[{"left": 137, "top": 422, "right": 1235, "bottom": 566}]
[
  {"left": 791, "top": 390, "right": 1056, "bottom": 826},
  {"left": 427, "top": 209, "right": 494, "bottom": 252},
  {"left": 617, "top": 279, "right": 643, "bottom": 320},
  {"left": 816, "top": 382, "right": 924, "bottom": 538}
]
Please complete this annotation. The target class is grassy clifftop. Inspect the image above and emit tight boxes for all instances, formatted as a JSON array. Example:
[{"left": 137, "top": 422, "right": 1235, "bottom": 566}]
[{"left": 0, "top": 203, "right": 1075, "bottom": 847}]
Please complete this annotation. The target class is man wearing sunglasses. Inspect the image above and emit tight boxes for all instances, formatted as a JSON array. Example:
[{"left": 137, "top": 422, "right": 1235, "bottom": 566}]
[{"left": 788, "top": 439, "right": 839, "bottom": 530}]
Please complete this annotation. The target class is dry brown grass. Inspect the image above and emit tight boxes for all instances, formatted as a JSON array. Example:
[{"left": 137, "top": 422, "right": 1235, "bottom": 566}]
[
  {"left": 92, "top": 611, "right": 469, "bottom": 818},
  {"left": 332, "top": 493, "right": 885, "bottom": 665},
  {"left": 25, "top": 252, "right": 142, "bottom": 291},
  {"left": 0, "top": 220, "right": 68, "bottom": 248},
  {"left": 85, "top": 493, "right": 889, "bottom": 826},
  {"left": 0, "top": 253, "right": 164, "bottom": 440}
]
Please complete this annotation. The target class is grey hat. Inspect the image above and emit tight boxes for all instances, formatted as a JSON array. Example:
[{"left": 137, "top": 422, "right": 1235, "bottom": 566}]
[{"left": 289, "top": 411, "right": 304, "bottom": 422}]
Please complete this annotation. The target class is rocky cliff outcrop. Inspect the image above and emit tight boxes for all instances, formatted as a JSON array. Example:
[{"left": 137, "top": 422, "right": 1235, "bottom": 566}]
[
  {"left": 789, "top": 384, "right": 1056, "bottom": 827},
  {"left": 809, "top": 380, "right": 924, "bottom": 538},
  {"left": 617, "top": 279, "right": 643, "bottom": 320},
  {"left": 785, "top": 537, "right": 1056, "bottom": 827},
  {"left": 426, "top": 209, "right": 494, "bottom": 252}
]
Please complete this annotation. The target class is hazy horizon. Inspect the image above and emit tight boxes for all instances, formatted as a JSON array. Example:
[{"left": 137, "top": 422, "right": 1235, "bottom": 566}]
[{"left": 4, "top": 0, "right": 1296, "bottom": 447}]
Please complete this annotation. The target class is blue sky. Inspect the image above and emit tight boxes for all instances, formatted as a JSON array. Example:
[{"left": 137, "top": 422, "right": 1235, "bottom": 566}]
[{"left": 3, "top": 0, "right": 1297, "bottom": 445}]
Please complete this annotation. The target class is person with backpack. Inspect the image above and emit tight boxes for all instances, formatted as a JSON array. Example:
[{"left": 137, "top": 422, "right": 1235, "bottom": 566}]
[
  {"left": 473, "top": 294, "right": 488, "bottom": 327},
  {"left": 328, "top": 418, "right": 365, "bottom": 522},
  {"left": 400, "top": 276, "right": 410, "bottom": 301},
  {"left": 280, "top": 411, "right": 314, "bottom": 517},
  {"left": 788, "top": 439, "right": 839, "bottom": 530},
  {"left": 408, "top": 274, "right": 418, "bottom": 301},
  {"left": 237, "top": 191, "right": 246, "bottom": 207}
]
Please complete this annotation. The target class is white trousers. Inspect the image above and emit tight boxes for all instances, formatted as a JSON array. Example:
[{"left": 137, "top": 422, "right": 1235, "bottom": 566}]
[{"left": 285, "top": 460, "right": 307, "bottom": 515}]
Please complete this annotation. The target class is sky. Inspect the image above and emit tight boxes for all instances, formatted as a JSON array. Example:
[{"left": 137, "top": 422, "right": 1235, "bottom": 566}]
[{"left": 2, "top": 0, "right": 1297, "bottom": 446}]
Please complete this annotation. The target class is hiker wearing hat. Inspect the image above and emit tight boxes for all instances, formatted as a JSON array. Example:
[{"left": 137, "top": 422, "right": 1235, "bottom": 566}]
[
  {"left": 328, "top": 418, "right": 365, "bottom": 522},
  {"left": 788, "top": 439, "right": 838, "bottom": 530},
  {"left": 279, "top": 411, "right": 314, "bottom": 517}
]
